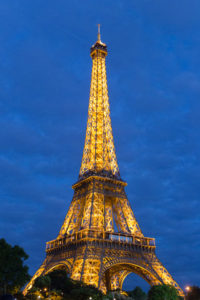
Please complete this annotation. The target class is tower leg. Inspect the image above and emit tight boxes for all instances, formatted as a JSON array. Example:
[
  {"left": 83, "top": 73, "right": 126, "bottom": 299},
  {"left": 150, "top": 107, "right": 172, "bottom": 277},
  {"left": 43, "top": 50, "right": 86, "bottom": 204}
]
[
  {"left": 23, "top": 259, "right": 47, "bottom": 295},
  {"left": 151, "top": 255, "right": 185, "bottom": 297}
]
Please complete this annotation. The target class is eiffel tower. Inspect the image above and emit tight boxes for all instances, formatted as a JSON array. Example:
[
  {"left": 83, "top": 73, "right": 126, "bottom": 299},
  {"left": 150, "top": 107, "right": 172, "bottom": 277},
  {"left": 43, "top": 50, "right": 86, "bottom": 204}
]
[{"left": 24, "top": 27, "right": 184, "bottom": 298}]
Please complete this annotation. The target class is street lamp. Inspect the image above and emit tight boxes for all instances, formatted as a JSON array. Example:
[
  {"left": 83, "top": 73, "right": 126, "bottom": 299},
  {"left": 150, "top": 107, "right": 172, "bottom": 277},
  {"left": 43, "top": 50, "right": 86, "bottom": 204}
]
[{"left": 185, "top": 286, "right": 191, "bottom": 292}]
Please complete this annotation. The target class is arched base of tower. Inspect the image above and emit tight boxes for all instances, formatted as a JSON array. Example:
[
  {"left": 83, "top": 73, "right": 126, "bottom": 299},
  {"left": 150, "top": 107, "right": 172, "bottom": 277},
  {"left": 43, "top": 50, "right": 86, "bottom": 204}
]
[
  {"left": 23, "top": 236, "right": 184, "bottom": 298},
  {"left": 99, "top": 258, "right": 184, "bottom": 298}
]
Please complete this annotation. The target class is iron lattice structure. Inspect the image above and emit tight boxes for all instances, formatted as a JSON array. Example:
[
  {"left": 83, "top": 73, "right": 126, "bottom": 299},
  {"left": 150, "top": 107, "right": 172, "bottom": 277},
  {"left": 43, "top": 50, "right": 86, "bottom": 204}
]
[{"left": 24, "top": 30, "right": 184, "bottom": 298}]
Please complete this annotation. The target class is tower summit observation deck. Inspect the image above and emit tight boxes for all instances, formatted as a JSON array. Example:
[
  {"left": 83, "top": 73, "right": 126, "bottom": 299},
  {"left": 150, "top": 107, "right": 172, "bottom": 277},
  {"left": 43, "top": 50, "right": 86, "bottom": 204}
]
[{"left": 23, "top": 27, "right": 184, "bottom": 298}]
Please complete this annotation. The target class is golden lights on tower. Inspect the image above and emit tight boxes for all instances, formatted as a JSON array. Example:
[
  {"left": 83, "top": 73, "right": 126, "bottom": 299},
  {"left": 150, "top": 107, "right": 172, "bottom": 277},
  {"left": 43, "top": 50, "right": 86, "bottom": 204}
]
[{"left": 23, "top": 27, "right": 184, "bottom": 298}]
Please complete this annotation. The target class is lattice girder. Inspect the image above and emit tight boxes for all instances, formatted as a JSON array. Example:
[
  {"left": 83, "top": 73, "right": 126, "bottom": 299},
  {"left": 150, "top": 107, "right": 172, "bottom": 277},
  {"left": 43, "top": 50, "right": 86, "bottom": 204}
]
[
  {"left": 104, "top": 197, "right": 114, "bottom": 232},
  {"left": 82, "top": 259, "right": 101, "bottom": 287},
  {"left": 57, "top": 177, "right": 143, "bottom": 237},
  {"left": 23, "top": 231, "right": 184, "bottom": 298},
  {"left": 101, "top": 257, "right": 184, "bottom": 297},
  {"left": 71, "top": 259, "right": 84, "bottom": 281},
  {"left": 23, "top": 33, "right": 184, "bottom": 299},
  {"left": 79, "top": 44, "right": 120, "bottom": 179}
]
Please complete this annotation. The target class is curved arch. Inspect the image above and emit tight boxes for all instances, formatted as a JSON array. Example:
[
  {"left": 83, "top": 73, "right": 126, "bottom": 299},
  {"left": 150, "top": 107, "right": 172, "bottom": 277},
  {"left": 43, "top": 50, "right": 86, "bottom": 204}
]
[
  {"left": 101, "top": 262, "right": 161, "bottom": 292},
  {"left": 45, "top": 261, "right": 72, "bottom": 275},
  {"left": 119, "top": 270, "right": 131, "bottom": 290},
  {"left": 23, "top": 260, "right": 72, "bottom": 296}
]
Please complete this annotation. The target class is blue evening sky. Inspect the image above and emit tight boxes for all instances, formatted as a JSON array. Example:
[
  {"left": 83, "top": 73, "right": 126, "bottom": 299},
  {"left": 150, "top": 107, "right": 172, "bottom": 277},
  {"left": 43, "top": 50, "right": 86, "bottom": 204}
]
[{"left": 0, "top": 0, "right": 199, "bottom": 292}]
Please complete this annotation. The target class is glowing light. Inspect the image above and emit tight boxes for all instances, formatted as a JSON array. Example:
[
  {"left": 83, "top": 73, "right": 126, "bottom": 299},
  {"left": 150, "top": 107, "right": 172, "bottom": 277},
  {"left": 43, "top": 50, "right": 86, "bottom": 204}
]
[
  {"left": 185, "top": 286, "right": 191, "bottom": 292},
  {"left": 79, "top": 41, "right": 120, "bottom": 180},
  {"left": 22, "top": 28, "right": 184, "bottom": 300}
]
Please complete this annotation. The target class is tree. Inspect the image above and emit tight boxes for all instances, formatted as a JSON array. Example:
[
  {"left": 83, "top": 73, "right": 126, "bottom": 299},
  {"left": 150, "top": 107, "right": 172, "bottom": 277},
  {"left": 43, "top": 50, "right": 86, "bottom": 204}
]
[
  {"left": 48, "top": 269, "right": 73, "bottom": 294},
  {"left": 28, "top": 269, "right": 103, "bottom": 300},
  {"left": 70, "top": 285, "right": 103, "bottom": 300},
  {"left": 0, "top": 238, "right": 30, "bottom": 295},
  {"left": 186, "top": 286, "right": 200, "bottom": 300},
  {"left": 34, "top": 275, "right": 51, "bottom": 290},
  {"left": 128, "top": 286, "right": 147, "bottom": 300},
  {"left": 32, "top": 275, "right": 51, "bottom": 298},
  {"left": 148, "top": 284, "right": 179, "bottom": 300}
]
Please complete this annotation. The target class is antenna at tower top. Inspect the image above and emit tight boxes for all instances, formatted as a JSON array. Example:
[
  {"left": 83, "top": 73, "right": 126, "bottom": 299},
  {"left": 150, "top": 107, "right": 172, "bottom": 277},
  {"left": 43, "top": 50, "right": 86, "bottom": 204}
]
[
  {"left": 97, "top": 24, "right": 101, "bottom": 42},
  {"left": 91, "top": 24, "right": 107, "bottom": 54}
]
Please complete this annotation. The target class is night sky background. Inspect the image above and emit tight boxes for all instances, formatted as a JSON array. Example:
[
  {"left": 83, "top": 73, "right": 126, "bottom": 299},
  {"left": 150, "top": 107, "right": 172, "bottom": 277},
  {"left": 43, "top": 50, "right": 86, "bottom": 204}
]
[{"left": 0, "top": 0, "right": 200, "bottom": 292}]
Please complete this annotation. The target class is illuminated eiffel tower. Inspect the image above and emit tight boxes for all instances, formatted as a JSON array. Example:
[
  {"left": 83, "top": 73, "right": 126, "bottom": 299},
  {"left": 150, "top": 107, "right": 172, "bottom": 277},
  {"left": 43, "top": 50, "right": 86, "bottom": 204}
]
[{"left": 24, "top": 27, "right": 184, "bottom": 297}]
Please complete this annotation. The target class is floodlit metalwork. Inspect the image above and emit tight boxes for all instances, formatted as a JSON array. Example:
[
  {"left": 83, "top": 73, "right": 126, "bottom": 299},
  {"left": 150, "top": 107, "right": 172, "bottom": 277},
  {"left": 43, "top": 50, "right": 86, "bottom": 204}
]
[
  {"left": 23, "top": 28, "right": 184, "bottom": 298},
  {"left": 79, "top": 29, "right": 120, "bottom": 180}
]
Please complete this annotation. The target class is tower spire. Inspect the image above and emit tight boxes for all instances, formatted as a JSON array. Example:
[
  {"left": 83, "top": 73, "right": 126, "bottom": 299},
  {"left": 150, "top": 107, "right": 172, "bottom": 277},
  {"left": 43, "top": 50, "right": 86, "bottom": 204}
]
[
  {"left": 97, "top": 24, "right": 101, "bottom": 42},
  {"left": 79, "top": 31, "right": 120, "bottom": 180}
]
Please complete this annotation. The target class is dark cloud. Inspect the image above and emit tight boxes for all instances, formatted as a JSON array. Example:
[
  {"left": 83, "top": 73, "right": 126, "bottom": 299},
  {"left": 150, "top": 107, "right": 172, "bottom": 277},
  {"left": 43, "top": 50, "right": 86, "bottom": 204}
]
[{"left": 0, "top": 0, "right": 199, "bottom": 292}]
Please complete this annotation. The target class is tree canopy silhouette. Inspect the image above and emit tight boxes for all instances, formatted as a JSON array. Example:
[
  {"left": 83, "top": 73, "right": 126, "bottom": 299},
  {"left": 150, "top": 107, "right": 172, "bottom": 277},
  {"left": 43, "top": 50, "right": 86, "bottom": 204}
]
[
  {"left": 148, "top": 284, "right": 180, "bottom": 300},
  {"left": 0, "top": 238, "right": 30, "bottom": 295},
  {"left": 28, "top": 269, "right": 103, "bottom": 300},
  {"left": 128, "top": 286, "right": 147, "bottom": 300}
]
